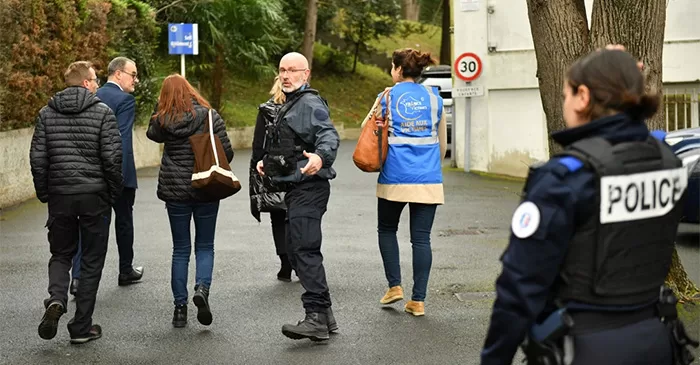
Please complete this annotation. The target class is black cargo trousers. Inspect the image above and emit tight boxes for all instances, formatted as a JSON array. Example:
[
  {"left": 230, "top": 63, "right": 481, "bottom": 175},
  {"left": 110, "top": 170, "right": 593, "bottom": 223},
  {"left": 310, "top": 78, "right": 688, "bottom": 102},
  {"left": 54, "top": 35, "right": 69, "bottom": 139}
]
[
  {"left": 46, "top": 193, "right": 111, "bottom": 336},
  {"left": 284, "top": 178, "right": 332, "bottom": 313}
]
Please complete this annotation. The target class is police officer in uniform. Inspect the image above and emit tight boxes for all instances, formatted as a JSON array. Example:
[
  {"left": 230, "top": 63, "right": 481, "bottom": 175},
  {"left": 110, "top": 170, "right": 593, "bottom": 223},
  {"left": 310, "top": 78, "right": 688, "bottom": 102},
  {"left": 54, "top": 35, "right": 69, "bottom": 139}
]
[
  {"left": 480, "top": 47, "right": 699, "bottom": 365},
  {"left": 255, "top": 52, "right": 340, "bottom": 342}
]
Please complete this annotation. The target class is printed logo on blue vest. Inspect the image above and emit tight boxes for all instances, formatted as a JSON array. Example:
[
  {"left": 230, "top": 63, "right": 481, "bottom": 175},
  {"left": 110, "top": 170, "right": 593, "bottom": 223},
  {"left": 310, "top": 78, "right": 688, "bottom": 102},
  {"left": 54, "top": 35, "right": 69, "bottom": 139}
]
[{"left": 396, "top": 93, "right": 428, "bottom": 121}]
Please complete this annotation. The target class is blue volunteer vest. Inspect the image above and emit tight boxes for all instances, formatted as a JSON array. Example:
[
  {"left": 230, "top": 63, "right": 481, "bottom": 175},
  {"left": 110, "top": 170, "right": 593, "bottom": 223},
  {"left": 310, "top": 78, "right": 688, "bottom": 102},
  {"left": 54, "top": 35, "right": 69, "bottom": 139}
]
[{"left": 378, "top": 82, "right": 443, "bottom": 185}]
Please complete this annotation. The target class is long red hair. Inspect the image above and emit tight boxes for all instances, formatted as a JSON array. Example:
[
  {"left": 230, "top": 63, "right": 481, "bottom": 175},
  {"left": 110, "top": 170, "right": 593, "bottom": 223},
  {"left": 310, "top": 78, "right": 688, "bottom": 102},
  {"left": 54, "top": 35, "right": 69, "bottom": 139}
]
[{"left": 152, "top": 74, "right": 211, "bottom": 126}]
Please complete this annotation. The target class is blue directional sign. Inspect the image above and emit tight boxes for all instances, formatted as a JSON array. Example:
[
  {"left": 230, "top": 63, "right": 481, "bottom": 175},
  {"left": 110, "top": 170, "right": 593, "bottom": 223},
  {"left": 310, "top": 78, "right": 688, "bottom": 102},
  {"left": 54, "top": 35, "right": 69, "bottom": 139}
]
[{"left": 168, "top": 23, "right": 199, "bottom": 55}]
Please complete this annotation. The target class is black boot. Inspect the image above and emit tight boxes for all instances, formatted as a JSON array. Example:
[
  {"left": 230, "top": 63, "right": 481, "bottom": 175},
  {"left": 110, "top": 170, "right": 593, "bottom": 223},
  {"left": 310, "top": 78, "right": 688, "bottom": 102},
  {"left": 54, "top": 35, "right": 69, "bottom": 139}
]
[
  {"left": 172, "top": 304, "right": 187, "bottom": 328},
  {"left": 282, "top": 312, "right": 330, "bottom": 341},
  {"left": 193, "top": 285, "right": 212, "bottom": 326},
  {"left": 277, "top": 254, "right": 292, "bottom": 282},
  {"left": 327, "top": 307, "right": 338, "bottom": 334}
]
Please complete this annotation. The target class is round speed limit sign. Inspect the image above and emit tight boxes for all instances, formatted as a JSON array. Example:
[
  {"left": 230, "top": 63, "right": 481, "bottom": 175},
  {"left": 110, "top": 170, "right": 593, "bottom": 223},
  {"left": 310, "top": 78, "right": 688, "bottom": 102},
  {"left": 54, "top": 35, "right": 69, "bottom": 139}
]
[{"left": 454, "top": 52, "right": 483, "bottom": 82}]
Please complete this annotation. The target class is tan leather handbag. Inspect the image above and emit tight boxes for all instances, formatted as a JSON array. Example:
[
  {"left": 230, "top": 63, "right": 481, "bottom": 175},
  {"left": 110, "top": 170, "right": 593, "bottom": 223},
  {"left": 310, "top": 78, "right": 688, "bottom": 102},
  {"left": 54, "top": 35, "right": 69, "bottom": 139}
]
[{"left": 353, "top": 88, "right": 391, "bottom": 172}]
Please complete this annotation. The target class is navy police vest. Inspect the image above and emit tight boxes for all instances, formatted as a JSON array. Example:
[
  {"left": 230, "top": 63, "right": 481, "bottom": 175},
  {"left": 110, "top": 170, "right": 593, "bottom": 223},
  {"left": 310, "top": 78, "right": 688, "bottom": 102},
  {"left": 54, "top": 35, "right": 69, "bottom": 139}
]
[{"left": 554, "top": 136, "right": 687, "bottom": 307}]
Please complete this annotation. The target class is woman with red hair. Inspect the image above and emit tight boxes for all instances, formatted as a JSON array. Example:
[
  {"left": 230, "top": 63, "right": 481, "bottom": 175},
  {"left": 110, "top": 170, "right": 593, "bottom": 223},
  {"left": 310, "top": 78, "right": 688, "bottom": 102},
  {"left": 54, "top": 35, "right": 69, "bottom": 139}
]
[{"left": 147, "top": 74, "right": 234, "bottom": 329}]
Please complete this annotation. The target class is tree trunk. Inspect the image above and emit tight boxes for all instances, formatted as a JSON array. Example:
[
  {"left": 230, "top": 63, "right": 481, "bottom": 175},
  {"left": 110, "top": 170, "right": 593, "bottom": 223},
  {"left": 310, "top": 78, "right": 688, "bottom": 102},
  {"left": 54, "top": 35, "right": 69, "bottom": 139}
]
[
  {"left": 439, "top": 0, "right": 451, "bottom": 65},
  {"left": 528, "top": 0, "right": 698, "bottom": 301},
  {"left": 590, "top": 0, "right": 666, "bottom": 130},
  {"left": 665, "top": 248, "right": 700, "bottom": 302},
  {"left": 353, "top": 22, "right": 363, "bottom": 73},
  {"left": 402, "top": 0, "right": 420, "bottom": 21},
  {"left": 589, "top": 1, "right": 697, "bottom": 301},
  {"left": 525, "top": 0, "right": 591, "bottom": 156},
  {"left": 301, "top": 0, "right": 318, "bottom": 68},
  {"left": 353, "top": 40, "right": 359, "bottom": 73},
  {"left": 211, "top": 45, "right": 224, "bottom": 110}
]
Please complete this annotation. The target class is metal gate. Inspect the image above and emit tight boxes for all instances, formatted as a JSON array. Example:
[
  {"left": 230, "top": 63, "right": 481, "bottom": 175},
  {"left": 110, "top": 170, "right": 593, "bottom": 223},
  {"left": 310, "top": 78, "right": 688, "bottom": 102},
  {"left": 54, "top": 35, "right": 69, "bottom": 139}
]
[{"left": 664, "top": 88, "right": 699, "bottom": 132}]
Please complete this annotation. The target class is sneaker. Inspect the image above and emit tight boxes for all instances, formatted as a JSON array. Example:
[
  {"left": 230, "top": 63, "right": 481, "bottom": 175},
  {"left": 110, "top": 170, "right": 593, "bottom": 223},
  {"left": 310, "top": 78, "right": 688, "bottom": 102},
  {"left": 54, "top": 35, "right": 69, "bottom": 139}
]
[
  {"left": 282, "top": 312, "right": 330, "bottom": 341},
  {"left": 404, "top": 300, "right": 425, "bottom": 316},
  {"left": 380, "top": 286, "right": 404, "bottom": 305},
  {"left": 38, "top": 301, "right": 65, "bottom": 340},
  {"left": 193, "top": 285, "right": 212, "bottom": 326},
  {"left": 70, "top": 324, "right": 102, "bottom": 344},
  {"left": 172, "top": 304, "right": 187, "bottom": 328}
]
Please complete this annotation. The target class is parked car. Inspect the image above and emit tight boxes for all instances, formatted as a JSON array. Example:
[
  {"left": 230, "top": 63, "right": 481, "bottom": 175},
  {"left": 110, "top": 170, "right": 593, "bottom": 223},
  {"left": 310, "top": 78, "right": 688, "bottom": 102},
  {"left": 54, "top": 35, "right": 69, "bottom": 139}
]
[
  {"left": 665, "top": 127, "right": 700, "bottom": 223},
  {"left": 416, "top": 65, "right": 453, "bottom": 156}
]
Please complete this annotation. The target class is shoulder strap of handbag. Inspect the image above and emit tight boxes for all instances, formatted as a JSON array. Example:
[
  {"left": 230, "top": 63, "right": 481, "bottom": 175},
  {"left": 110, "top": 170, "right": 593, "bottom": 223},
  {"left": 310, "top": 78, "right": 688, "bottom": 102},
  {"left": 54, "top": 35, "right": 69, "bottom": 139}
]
[
  {"left": 378, "top": 88, "right": 391, "bottom": 172},
  {"left": 206, "top": 109, "right": 221, "bottom": 168}
]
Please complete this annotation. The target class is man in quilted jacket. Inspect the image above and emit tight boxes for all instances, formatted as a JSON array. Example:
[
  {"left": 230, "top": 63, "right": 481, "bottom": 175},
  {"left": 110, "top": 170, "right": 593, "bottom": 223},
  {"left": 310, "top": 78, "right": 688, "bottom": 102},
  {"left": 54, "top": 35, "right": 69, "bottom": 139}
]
[{"left": 30, "top": 61, "right": 123, "bottom": 345}]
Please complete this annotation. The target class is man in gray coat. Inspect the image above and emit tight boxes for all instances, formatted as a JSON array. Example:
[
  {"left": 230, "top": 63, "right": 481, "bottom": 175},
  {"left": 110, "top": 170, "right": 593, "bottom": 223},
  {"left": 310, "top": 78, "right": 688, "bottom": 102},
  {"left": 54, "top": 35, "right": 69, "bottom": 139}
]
[{"left": 256, "top": 52, "right": 340, "bottom": 342}]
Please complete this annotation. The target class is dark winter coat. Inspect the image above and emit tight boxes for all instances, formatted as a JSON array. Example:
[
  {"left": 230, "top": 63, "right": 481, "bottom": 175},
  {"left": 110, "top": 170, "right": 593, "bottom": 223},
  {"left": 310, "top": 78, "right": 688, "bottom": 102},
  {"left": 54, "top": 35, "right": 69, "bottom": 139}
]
[
  {"left": 249, "top": 98, "right": 286, "bottom": 222},
  {"left": 30, "top": 86, "right": 123, "bottom": 204},
  {"left": 147, "top": 101, "right": 233, "bottom": 203}
]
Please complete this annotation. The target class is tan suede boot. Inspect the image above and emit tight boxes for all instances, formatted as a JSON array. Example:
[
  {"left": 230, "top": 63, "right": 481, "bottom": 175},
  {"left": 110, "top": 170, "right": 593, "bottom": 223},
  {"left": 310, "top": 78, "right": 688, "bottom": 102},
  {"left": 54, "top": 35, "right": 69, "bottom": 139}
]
[
  {"left": 379, "top": 286, "right": 404, "bottom": 304},
  {"left": 404, "top": 300, "right": 425, "bottom": 316}
]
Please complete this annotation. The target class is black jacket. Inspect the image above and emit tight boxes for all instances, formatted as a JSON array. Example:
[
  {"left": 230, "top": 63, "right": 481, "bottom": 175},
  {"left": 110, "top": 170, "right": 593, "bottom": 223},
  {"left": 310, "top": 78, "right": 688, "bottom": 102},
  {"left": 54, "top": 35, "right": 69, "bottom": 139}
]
[
  {"left": 147, "top": 102, "right": 234, "bottom": 203},
  {"left": 30, "top": 86, "right": 123, "bottom": 204},
  {"left": 249, "top": 99, "right": 286, "bottom": 222},
  {"left": 264, "top": 86, "right": 340, "bottom": 184}
]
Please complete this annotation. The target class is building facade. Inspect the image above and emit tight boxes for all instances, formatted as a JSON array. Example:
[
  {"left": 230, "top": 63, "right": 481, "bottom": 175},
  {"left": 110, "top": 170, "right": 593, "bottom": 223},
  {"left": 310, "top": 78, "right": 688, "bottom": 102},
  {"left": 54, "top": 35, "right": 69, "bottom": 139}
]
[{"left": 451, "top": 0, "right": 700, "bottom": 177}]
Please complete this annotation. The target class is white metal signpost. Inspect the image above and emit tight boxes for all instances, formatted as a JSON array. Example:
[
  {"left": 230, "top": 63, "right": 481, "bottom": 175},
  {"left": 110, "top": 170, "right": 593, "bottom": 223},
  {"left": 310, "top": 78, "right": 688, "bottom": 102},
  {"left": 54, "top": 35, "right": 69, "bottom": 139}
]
[
  {"left": 168, "top": 23, "right": 199, "bottom": 78},
  {"left": 451, "top": 52, "right": 484, "bottom": 172}
]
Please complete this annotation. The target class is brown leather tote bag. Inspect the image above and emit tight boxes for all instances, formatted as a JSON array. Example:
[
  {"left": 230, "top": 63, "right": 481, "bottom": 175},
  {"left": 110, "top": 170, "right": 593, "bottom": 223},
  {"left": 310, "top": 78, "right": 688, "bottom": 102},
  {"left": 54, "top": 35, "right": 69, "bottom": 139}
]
[
  {"left": 189, "top": 109, "right": 241, "bottom": 200},
  {"left": 353, "top": 88, "right": 391, "bottom": 173}
]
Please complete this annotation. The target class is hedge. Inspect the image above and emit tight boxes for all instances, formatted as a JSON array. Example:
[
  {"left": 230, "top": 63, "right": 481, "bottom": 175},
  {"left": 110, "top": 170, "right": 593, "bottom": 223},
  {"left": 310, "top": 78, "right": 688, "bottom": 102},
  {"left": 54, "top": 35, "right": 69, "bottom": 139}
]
[{"left": 0, "top": 0, "right": 159, "bottom": 131}]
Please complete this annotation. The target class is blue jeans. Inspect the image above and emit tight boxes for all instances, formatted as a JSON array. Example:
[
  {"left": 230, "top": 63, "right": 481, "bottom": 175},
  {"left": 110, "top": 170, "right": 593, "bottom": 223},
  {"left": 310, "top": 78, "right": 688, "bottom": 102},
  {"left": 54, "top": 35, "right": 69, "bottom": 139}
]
[
  {"left": 377, "top": 198, "right": 437, "bottom": 302},
  {"left": 165, "top": 201, "right": 219, "bottom": 306}
]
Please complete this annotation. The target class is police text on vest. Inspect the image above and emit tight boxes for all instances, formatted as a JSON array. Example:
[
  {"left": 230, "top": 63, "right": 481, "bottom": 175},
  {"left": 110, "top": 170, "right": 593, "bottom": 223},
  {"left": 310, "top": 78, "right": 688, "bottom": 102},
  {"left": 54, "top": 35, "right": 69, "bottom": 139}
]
[{"left": 600, "top": 167, "right": 688, "bottom": 224}]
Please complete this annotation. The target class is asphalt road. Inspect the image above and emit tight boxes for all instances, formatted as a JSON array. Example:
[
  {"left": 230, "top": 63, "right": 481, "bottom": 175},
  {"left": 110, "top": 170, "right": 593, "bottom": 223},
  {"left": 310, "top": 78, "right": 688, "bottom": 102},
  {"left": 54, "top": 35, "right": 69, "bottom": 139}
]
[{"left": 1, "top": 141, "right": 698, "bottom": 365}]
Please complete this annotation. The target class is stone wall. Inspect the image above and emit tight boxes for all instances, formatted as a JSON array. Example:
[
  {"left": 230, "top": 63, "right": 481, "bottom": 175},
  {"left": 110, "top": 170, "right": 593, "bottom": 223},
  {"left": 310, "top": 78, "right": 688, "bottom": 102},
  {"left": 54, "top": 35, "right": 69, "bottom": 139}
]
[{"left": 0, "top": 124, "right": 360, "bottom": 209}]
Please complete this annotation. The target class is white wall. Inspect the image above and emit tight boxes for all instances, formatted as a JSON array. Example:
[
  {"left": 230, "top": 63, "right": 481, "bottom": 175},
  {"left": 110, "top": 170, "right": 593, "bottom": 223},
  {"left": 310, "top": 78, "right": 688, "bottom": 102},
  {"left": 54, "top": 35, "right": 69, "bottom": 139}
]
[
  {"left": 453, "top": 0, "right": 700, "bottom": 177},
  {"left": 488, "top": 89, "right": 549, "bottom": 175},
  {"left": 0, "top": 127, "right": 162, "bottom": 208},
  {"left": 0, "top": 128, "right": 35, "bottom": 209}
]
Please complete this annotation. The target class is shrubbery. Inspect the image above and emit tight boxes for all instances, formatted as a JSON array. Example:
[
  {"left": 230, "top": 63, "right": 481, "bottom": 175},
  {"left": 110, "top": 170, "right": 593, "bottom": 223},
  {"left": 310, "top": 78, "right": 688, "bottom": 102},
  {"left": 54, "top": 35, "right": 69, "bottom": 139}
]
[{"left": 0, "top": 0, "right": 159, "bottom": 130}]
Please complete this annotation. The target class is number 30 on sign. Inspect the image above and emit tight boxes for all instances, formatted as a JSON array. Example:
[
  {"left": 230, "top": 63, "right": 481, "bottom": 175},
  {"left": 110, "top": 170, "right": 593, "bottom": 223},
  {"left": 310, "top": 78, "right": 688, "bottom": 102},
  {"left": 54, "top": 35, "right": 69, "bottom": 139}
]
[{"left": 453, "top": 52, "right": 483, "bottom": 82}]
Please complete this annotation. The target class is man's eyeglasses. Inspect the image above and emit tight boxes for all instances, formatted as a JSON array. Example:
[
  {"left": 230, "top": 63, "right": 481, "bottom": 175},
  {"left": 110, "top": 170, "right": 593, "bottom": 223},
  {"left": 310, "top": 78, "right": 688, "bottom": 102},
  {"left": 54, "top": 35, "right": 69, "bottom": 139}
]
[
  {"left": 120, "top": 70, "right": 139, "bottom": 80},
  {"left": 279, "top": 68, "right": 307, "bottom": 76},
  {"left": 90, "top": 78, "right": 101, "bottom": 86}
]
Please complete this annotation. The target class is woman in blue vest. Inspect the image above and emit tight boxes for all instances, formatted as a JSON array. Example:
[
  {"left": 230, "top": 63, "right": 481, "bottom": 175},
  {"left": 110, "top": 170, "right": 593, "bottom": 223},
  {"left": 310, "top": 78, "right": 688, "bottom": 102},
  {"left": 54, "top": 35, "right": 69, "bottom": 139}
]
[{"left": 371, "top": 48, "right": 447, "bottom": 316}]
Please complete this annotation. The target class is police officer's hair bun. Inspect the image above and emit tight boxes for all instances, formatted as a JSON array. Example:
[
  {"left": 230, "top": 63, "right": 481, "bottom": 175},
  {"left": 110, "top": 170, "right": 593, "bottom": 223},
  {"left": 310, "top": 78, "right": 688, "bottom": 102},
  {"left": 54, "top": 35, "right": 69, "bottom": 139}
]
[
  {"left": 392, "top": 48, "right": 436, "bottom": 79},
  {"left": 566, "top": 49, "right": 660, "bottom": 122},
  {"left": 620, "top": 92, "right": 660, "bottom": 120}
]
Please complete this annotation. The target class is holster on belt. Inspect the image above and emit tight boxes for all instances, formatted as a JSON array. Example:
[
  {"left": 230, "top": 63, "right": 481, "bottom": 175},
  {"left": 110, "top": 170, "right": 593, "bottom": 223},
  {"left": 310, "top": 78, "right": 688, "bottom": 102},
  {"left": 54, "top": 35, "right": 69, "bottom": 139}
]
[
  {"left": 656, "top": 286, "right": 699, "bottom": 365},
  {"left": 522, "top": 308, "right": 575, "bottom": 365}
]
